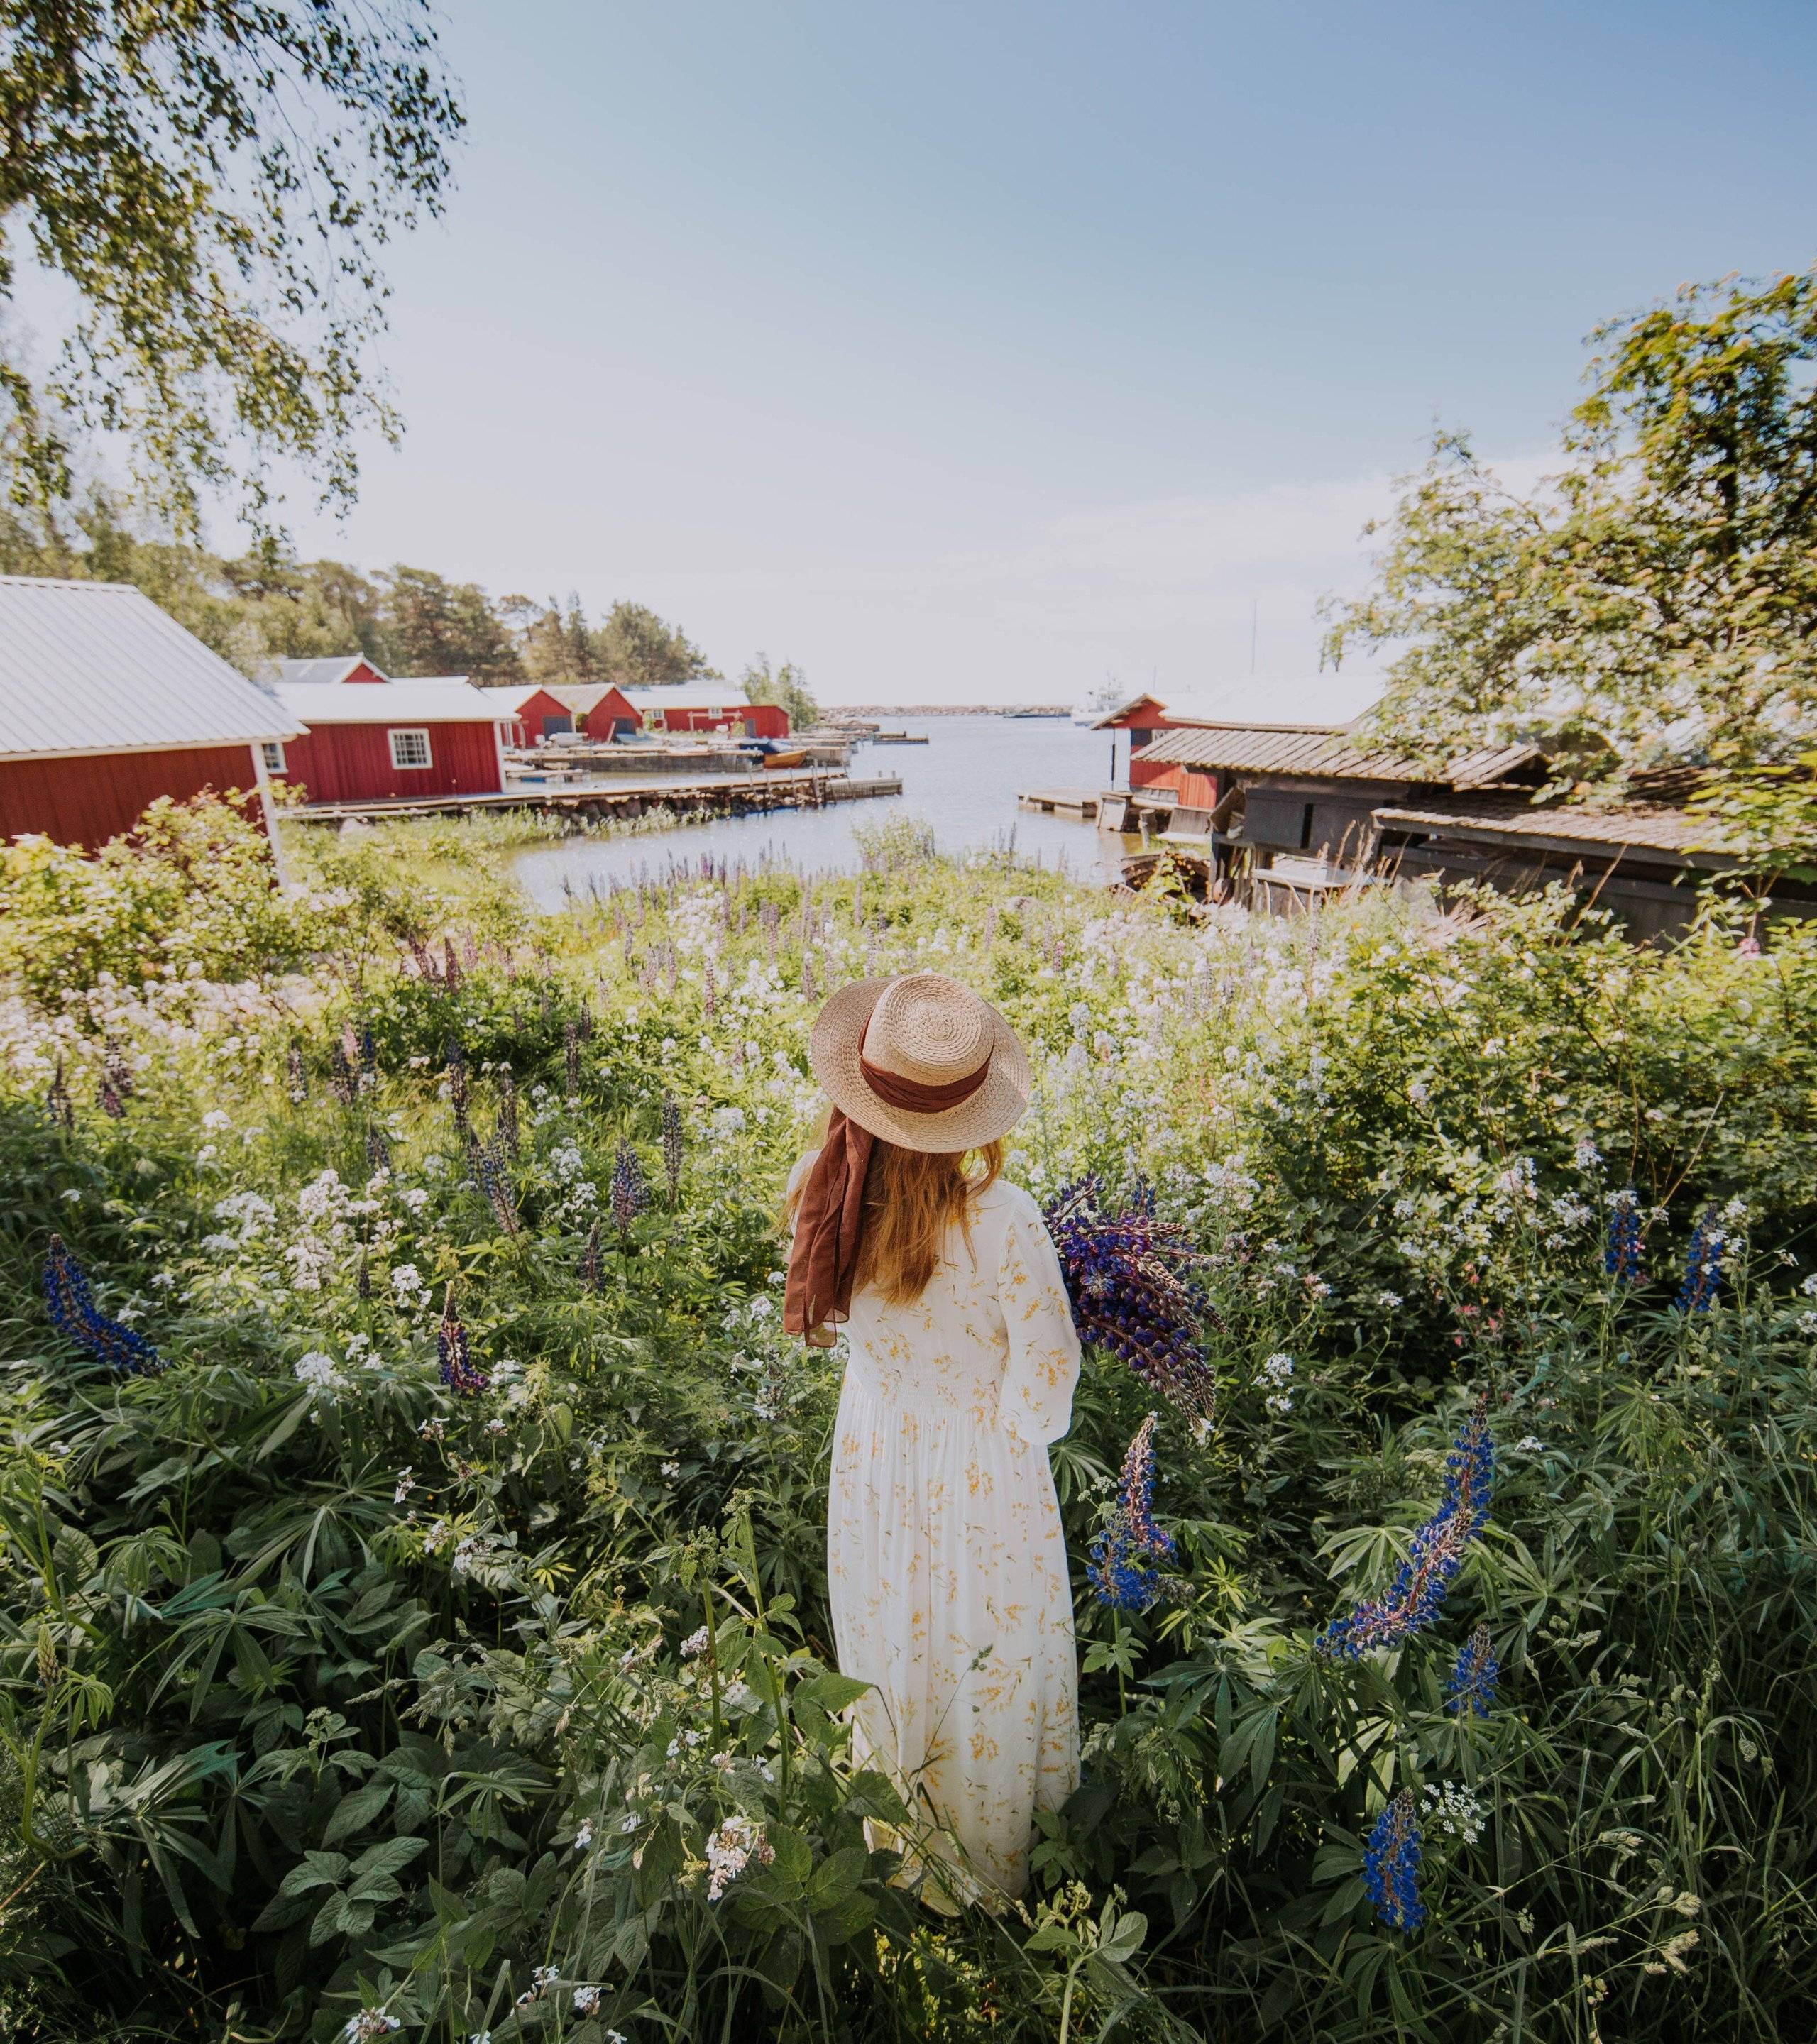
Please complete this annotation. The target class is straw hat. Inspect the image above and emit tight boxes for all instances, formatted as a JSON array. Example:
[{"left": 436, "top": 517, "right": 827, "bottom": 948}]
[{"left": 809, "top": 971, "right": 1032, "bottom": 1152}]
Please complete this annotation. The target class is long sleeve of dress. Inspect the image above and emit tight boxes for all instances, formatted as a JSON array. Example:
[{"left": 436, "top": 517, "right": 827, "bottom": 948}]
[{"left": 996, "top": 1200, "right": 1082, "bottom": 1448}]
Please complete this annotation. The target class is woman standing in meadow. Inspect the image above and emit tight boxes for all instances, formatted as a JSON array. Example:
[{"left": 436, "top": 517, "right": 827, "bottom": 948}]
[{"left": 786, "top": 970, "right": 1082, "bottom": 1907}]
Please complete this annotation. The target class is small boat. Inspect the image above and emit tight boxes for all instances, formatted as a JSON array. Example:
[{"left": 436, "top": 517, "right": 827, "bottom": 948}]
[{"left": 762, "top": 749, "right": 808, "bottom": 769}]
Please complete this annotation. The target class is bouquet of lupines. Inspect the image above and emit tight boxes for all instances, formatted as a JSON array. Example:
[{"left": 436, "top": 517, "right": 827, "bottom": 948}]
[
  {"left": 1044, "top": 1177, "right": 1217, "bottom": 1420},
  {"left": 43, "top": 1236, "right": 164, "bottom": 1376},
  {"left": 1087, "top": 1414, "right": 1185, "bottom": 1612}
]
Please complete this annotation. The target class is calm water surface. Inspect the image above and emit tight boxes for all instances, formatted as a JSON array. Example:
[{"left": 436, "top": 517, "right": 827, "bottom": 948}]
[{"left": 512, "top": 715, "right": 1131, "bottom": 907}]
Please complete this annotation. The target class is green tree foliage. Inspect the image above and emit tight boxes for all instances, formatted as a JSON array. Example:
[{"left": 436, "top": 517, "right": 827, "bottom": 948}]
[
  {"left": 0, "top": 0, "right": 463, "bottom": 535},
  {"left": 500, "top": 593, "right": 718, "bottom": 691},
  {"left": 1325, "top": 270, "right": 1817, "bottom": 785},
  {"left": 743, "top": 653, "right": 820, "bottom": 730}
]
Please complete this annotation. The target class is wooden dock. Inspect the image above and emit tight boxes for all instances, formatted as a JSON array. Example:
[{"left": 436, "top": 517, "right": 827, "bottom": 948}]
[
  {"left": 295, "top": 769, "right": 902, "bottom": 826},
  {"left": 1017, "top": 786, "right": 1099, "bottom": 818}
]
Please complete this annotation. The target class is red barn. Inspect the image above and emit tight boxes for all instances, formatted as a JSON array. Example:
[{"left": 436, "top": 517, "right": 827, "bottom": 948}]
[
  {"left": 493, "top": 683, "right": 577, "bottom": 747},
  {"left": 0, "top": 573, "right": 297, "bottom": 850},
  {"left": 551, "top": 682, "right": 640, "bottom": 739},
  {"left": 268, "top": 679, "right": 507, "bottom": 805},
  {"left": 625, "top": 687, "right": 789, "bottom": 739}
]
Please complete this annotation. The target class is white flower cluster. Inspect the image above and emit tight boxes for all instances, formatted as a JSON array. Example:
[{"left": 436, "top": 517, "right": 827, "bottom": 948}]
[
  {"left": 341, "top": 2013, "right": 401, "bottom": 2043},
  {"left": 294, "top": 1351, "right": 347, "bottom": 1397},
  {"left": 1256, "top": 1352, "right": 1295, "bottom": 1414},
  {"left": 1422, "top": 1780, "right": 1486, "bottom": 1845},
  {"left": 704, "top": 1813, "right": 774, "bottom": 1900}
]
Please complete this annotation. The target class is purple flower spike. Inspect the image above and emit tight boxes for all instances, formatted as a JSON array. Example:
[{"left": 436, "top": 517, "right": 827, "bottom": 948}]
[
  {"left": 43, "top": 1236, "right": 164, "bottom": 1376},
  {"left": 1087, "top": 1414, "right": 1182, "bottom": 1612},
  {"left": 437, "top": 1287, "right": 489, "bottom": 1395},
  {"left": 1603, "top": 1190, "right": 1640, "bottom": 1282},
  {"left": 1045, "top": 1179, "right": 1217, "bottom": 1421},
  {"left": 1446, "top": 1622, "right": 1500, "bottom": 1718},
  {"left": 1363, "top": 1788, "right": 1426, "bottom": 1933},
  {"left": 1676, "top": 1206, "right": 1723, "bottom": 1312},
  {"left": 1317, "top": 1402, "right": 1494, "bottom": 1660}
]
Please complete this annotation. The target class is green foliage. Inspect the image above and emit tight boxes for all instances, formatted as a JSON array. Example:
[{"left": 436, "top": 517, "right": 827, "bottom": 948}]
[
  {"left": 1326, "top": 270, "right": 1817, "bottom": 799},
  {"left": 0, "top": 794, "right": 317, "bottom": 1007},
  {"left": 0, "top": 0, "right": 463, "bottom": 536},
  {"left": 744, "top": 655, "right": 820, "bottom": 730},
  {"left": 1, "top": 823, "right": 1816, "bottom": 2041}
]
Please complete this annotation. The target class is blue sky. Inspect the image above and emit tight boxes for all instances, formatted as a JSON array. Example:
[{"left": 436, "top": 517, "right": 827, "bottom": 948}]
[{"left": 282, "top": 0, "right": 1817, "bottom": 705}]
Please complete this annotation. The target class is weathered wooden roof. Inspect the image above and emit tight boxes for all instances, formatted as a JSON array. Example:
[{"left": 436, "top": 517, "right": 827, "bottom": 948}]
[
  {"left": 1138, "top": 721, "right": 1543, "bottom": 789},
  {"left": 1375, "top": 797, "right": 1733, "bottom": 860},
  {"left": 0, "top": 574, "right": 297, "bottom": 761}
]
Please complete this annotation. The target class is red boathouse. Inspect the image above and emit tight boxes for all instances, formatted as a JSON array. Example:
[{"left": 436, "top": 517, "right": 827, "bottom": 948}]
[
  {"left": 0, "top": 575, "right": 297, "bottom": 850},
  {"left": 266, "top": 680, "right": 509, "bottom": 805}
]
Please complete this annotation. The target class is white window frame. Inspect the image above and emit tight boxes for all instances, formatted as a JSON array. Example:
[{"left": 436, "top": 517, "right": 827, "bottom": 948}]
[
  {"left": 260, "top": 739, "right": 286, "bottom": 773},
  {"left": 388, "top": 727, "right": 433, "bottom": 771}
]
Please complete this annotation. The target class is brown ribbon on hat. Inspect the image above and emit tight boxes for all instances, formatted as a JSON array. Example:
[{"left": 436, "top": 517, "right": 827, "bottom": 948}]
[{"left": 784, "top": 1053, "right": 992, "bottom": 1346}]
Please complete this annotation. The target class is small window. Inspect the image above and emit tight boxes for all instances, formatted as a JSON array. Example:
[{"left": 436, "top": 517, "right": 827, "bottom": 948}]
[
  {"left": 260, "top": 740, "right": 286, "bottom": 774},
  {"left": 388, "top": 727, "right": 432, "bottom": 770}
]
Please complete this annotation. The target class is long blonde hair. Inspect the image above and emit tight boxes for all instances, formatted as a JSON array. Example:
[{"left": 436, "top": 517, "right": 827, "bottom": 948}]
[{"left": 791, "top": 1116, "right": 1003, "bottom": 1305}]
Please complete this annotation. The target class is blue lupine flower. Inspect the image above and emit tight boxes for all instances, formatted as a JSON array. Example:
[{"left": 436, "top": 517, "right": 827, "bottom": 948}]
[
  {"left": 437, "top": 1290, "right": 489, "bottom": 1395},
  {"left": 1446, "top": 1622, "right": 1500, "bottom": 1717},
  {"left": 1318, "top": 1402, "right": 1494, "bottom": 1660},
  {"left": 1045, "top": 1179, "right": 1217, "bottom": 1421},
  {"left": 661, "top": 1093, "right": 684, "bottom": 1206},
  {"left": 578, "top": 1219, "right": 605, "bottom": 1292},
  {"left": 445, "top": 1038, "right": 470, "bottom": 1133},
  {"left": 1362, "top": 1788, "right": 1426, "bottom": 1933},
  {"left": 1603, "top": 1190, "right": 1641, "bottom": 1283},
  {"left": 497, "top": 1070, "right": 520, "bottom": 1160},
  {"left": 42, "top": 1236, "right": 164, "bottom": 1376},
  {"left": 1676, "top": 1207, "right": 1723, "bottom": 1312},
  {"left": 45, "top": 1060, "right": 73, "bottom": 1131},
  {"left": 1087, "top": 1414, "right": 1180, "bottom": 1612},
  {"left": 611, "top": 1141, "right": 648, "bottom": 1239},
  {"left": 473, "top": 1136, "right": 518, "bottom": 1236}
]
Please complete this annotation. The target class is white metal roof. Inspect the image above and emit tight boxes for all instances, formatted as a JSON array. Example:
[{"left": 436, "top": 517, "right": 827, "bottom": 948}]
[
  {"left": 0, "top": 575, "right": 299, "bottom": 760},
  {"left": 270, "top": 679, "right": 508, "bottom": 726},
  {"left": 624, "top": 686, "right": 754, "bottom": 713},
  {"left": 263, "top": 654, "right": 384, "bottom": 686}
]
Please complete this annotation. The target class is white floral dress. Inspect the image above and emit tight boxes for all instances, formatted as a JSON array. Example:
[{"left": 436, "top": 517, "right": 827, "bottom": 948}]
[{"left": 797, "top": 1157, "right": 1083, "bottom": 1901}]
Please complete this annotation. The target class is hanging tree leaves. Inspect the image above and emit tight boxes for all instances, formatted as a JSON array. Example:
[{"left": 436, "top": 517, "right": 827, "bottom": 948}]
[{"left": 0, "top": 0, "right": 464, "bottom": 534}]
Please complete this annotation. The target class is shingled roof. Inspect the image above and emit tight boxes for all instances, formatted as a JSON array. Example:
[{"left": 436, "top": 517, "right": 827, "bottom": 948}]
[
  {"left": 1374, "top": 796, "right": 1736, "bottom": 864},
  {"left": 1136, "top": 721, "right": 1544, "bottom": 790}
]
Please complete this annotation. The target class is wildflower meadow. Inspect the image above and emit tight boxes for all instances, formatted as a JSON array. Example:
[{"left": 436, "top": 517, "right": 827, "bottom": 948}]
[{"left": 1, "top": 798, "right": 1816, "bottom": 2042}]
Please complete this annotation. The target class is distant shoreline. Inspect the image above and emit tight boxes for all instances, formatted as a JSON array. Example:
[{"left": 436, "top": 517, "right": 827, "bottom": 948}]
[{"left": 824, "top": 703, "right": 1072, "bottom": 718}]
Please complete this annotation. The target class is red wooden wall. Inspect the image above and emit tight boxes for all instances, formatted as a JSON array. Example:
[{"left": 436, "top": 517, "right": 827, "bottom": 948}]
[
  {"left": 506, "top": 688, "right": 574, "bottom": 744},
  {"left": 580, "top": 687, "right": 639, "bottom": 737},
  {"left": 646, "top": 703, "right": 789, "bottom": 739},
  {"left": 0, "top": 745, "right": 264, "bottom": 850},
  {"left": 1129, "top": 756, "right": 1219, "bottom": 809},
  {"left": 275, "top": 720, "right": 503, "bottom": 803}
]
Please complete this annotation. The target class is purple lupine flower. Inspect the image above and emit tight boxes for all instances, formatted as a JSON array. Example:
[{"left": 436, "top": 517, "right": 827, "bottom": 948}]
[
  {"left": 445, "top": 1038, "right": 469, "bottom": 1135},
  {"left": 564, "top": 1021, "right": 581, "bottom": 1101},
  {"left": 286, "top": 1045, "right": 308, "bottom": 1101},
  {"left": 611, "top": 1142, "right": 648, "bottom": 1240},
  {"left": 1676, "top": 1207, "right": 1723, "bottom": 1312},
  {"left": 703, "top": 960, "right": 718, "bottom": 1021},
  {"left": 1086, "top": 1414, "right": 1180, "bottom": 1612},
  {"left": 101, "top": 1036, "right": 134, "bottom": 1101},
  {"left": 473, "top": 1136, "right": 518, "bottom": 1236},
  {"left": 661, "top": 1093, "right": 684, "bottom": 1206},
  {"left": 497, "top": 1069, "right": 520, "bottom": 1161},
  {"left": 576, "top": 999, "right": 594, "bottom": 1045},
  {"left": 1446, "top": 1623, "right": 1500, "bottom": 1718},
  {"left": 365, "top": 1122, "right": 392, "bottom": 1175},
  {"left": 1362, "top": 1788, "right": 1426, "bottom": 1933},
  {"left": 96, "top": 1076, "right": 126, "bottom": 1119},
  {"left": 329, "top": 1041, "right": 358, "bottom": 1106},
  {"left": 43, "top": 1236, "right": 163, "bottom": 1376},
  {"left": 1604, "top": 1190, "right": 1641, "bottom": 1282},
  {"left": 437, "top": 1289, "right": 488, "bottom": 1395},
  {"left": 1045, "top": 1179, "right": 1217, "bottom": 1421},
  {"left": 1317, "top": 1402, "right": 1494, "bottom": 1660},
  {"left": 579, "top": 1219, "right": 605, "bottom": 1292},
  {"left": 356, "top": 1248, "right": 373, "bottom": 1301},
  {"left": 45, "top": 1060, "right": 73, "bottom": 1132}
]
